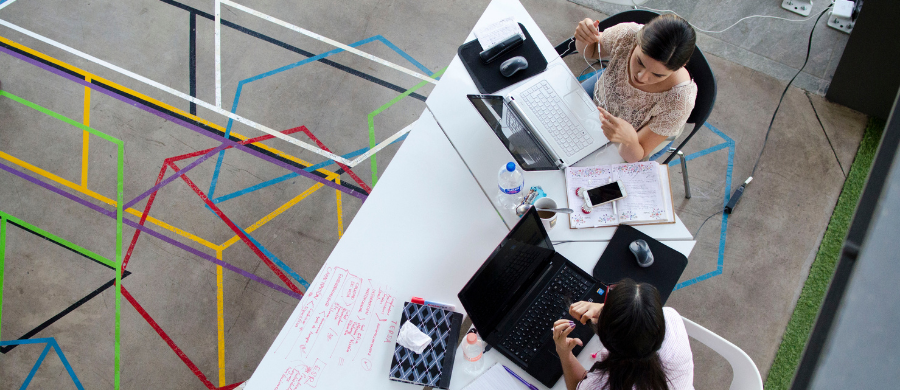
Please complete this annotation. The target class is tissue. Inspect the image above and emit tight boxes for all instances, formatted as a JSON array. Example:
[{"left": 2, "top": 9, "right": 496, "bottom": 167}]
[{"left": 397, "top": 321, "right": 432, "bottom": 354}]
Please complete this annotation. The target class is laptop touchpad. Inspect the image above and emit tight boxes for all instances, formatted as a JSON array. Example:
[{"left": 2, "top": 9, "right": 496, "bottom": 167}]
[{"left": 563, "top": 90, "right": 600, "bottom": 126}]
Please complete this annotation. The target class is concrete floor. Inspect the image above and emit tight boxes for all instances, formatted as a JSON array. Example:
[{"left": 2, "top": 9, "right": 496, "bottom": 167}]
[
  {"left": 0, "top": 0, "right": 866, "bottom": 389},
  {"left": 572, "top": 0, "right": 850, "bottom": 95}
]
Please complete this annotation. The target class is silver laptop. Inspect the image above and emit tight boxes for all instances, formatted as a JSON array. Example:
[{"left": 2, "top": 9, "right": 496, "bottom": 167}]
[{"left": 468, "top": 62, "right": 609, "bottom": 170}]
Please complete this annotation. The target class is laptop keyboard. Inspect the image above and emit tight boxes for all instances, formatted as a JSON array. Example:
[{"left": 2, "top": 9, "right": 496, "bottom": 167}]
[
  {"left": 500, "top": 266, "right": 593, "bottom": 365},
  {"left": 521, "top": 81, "right": 594, "bottom": 156}
]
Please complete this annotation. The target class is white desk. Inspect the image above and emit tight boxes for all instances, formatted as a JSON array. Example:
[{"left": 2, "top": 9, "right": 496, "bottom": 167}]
[
  {"left": 425, "top": 0, "right": 693, "bottom": 241},
  {"left": 244, "top": 111, "right": 511, "bottom": 390}
]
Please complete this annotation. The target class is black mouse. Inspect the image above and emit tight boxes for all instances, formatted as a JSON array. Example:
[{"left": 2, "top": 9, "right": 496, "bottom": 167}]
[
  {"left": 500, "top": 56, "right": 528, "bottom": 77},
  {"left": 629, "top": 239, "right": 654, "bottom": 268}
]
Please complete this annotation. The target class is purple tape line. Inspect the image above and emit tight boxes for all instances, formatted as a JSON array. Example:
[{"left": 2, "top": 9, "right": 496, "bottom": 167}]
[
  {"left": 0, "top": 160, "right": 303, "bottom": 300},
  {"left": 123, "top": 143, "right": 228, "bottom": 210},
  {"left": 0, "top": 45, "right": 367, "bottom": 202}
]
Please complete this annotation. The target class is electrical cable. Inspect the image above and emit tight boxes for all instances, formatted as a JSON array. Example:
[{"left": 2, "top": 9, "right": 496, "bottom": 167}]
[
  {"left": 749, "top": 6, "right": 831, "bottom": 178},
  {"left": 632, "top": 0, "right": 832, "bottom": 34},
  {"left": 692, "top": 210, "right": 723, "bottom": 238}
]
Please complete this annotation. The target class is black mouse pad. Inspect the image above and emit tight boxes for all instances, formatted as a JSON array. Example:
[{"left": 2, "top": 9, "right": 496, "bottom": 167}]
[
  {"left": 592, "top": 225, "right": 688, "bottom": 305},
  {"left": 458, "top": 23, "right": 548, "bottom": 94}
]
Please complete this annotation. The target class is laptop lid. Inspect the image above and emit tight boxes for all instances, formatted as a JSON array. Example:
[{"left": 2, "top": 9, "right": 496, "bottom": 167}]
[
  {"left": 458, "top": 207, "right": 555, "bottom": 338},
  {"left": 467, "top": 94, "right": 559, "bottom": 171}
]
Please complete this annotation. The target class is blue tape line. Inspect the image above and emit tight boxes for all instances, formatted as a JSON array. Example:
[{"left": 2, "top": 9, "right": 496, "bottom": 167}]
[
  {"left": 50, "top": 339, "right": 84, "bottom": 390},
  {"left": 244, "top": 233, "right": 310, "bottom": 289},
  {"left": 207, "top": 36, "right": 430, "bottom": 198},
  {"left": 212, "top": 132, "right": 408, "bottom": 205},
  {"left": 201, "top": 207, "right": 310, "bottom": 289},
  {"left": 672, "top": 123, "right": 736, "bottom": 291},
  {"left": 2, "top": 338, "right": 84, "bottom": 390},
  {"left": 21, "top": 343, "right": 52, "bottom": 389},
  {"left": 372, "top": 36, "right": 434, "bottom": 76}
]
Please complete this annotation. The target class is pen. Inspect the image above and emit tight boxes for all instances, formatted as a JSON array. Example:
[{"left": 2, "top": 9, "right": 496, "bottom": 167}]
[
  {"left": 502, "top": 365, "right": 539, "bottom": 390},
  {"left": 411, "top": 297, "right": 456, "bottom": 311}
]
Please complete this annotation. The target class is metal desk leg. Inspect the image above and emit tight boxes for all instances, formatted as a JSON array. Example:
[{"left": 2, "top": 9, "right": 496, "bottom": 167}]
[{"left": 672, "top": 148, "right": 691, "bottom": 199}]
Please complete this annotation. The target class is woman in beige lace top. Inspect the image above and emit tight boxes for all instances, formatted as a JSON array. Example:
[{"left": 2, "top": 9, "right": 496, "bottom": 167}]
[{"left": 573, "top": 14, "right": 697, "bottom": 163}]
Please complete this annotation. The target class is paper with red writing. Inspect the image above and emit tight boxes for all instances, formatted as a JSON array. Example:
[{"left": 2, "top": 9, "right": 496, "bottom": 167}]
[{"left": 246, "top": 267, "right": 397, "bottom": 389}]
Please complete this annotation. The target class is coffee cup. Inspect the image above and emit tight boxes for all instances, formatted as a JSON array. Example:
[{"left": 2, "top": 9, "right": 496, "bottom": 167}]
[{"left": 534, "top": 197, "right": 558, "bottom": 231}]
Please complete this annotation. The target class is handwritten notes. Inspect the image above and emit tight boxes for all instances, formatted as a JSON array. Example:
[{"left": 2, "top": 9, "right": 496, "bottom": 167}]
[
  {"left": 249, "top": 267, "right": 396, "bottom": 389},
  {"left": 565, "top": 162, "right": 674, "bottom": 228}
]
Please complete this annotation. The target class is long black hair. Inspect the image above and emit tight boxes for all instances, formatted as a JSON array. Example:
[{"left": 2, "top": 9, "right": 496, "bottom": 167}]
[
  {"left": 637, "top": 14, "right": 696, "bottom": 71},
  {"left": 588, "top": 278, "right": 669, "bottom": 390}
]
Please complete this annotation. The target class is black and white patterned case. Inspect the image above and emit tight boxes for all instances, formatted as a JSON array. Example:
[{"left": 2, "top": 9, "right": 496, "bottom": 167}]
[{"left": 388, "top": 301, "right": 462, "bottom": 389}]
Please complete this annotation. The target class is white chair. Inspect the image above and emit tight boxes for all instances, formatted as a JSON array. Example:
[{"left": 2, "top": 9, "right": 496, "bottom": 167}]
[{"left": 681, "top": 317, "right": 763, "bottom": 390}]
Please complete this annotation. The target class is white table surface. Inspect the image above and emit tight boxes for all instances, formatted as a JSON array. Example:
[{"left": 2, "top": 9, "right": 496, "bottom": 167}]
[
  {"left": 424, "top": 0, "right": 693, "bottom": 241},
  {"left": 448, "top": 241, "right": 696, "bottom": 390},
  {"left": 244, "top": 111, "right": 510, "bottom": 390}
]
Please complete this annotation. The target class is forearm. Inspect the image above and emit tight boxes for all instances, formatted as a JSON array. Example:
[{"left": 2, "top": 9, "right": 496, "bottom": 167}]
[
  {"left": 574, "top": 37, "right": 598, "bottom": 59},
  {"left": 617, "top": 139, "right": 645, "bottom": 163},
  {"left": 559, "top": 350, "right": 587, "bottom": 390}
]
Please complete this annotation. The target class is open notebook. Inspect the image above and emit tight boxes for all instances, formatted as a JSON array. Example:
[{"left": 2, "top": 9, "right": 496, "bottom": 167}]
[{"left": 565, "top": 162, "right": 675, "bottom": 228}]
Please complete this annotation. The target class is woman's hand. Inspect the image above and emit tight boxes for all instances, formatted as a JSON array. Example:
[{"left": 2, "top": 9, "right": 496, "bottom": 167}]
[
  {"left": 598, "top": 106, "right": 645, "bottom": 162},
  {"left": 552, "top": 319, "right": 583, "bottom": 355},
  {"left": 569, "top": 301, "right": 603, "bottom": 324},
  {"left": 597, "top": 106, "right": 638, "bottom": 145},
  {"left": 574, "top": 18, "right": 601, "bottom": 59}
]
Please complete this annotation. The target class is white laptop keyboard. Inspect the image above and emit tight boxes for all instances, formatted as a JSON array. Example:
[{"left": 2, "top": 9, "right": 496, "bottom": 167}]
[{"left": 521, "top": 81, "right": 594, "bottom": 156}]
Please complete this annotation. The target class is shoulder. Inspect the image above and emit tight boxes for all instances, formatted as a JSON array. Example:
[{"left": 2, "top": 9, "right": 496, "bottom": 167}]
[
  {"left": 659, "top": 308, "right": 695, "bottom": 389},
  {"left": 602, "top": 22, "right": 643, "bottom": 52}
]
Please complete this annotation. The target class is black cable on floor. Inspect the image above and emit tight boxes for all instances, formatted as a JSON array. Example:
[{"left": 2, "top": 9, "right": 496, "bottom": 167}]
[{"left": 749, "top": 5, "right": 832, "bottom": 178}]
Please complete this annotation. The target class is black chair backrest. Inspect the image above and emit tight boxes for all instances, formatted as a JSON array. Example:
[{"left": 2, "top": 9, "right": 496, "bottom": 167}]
[
  {"left": 596, "top": 9, "right": 659, "bottom": 32},
  {"left": 552, "top": 10, "right": 718, "bottom": 162},
  {"left": 682, "top": 47, "right": 716, "bottom": 127}
]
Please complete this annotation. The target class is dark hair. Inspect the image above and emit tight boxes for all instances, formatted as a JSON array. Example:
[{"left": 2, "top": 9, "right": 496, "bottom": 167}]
[
  {"left": 588, "top": 278, "right": 668, "bottom": 390},
  {"left": 636, "top": 14, "right": 696, "bottom": 71}
]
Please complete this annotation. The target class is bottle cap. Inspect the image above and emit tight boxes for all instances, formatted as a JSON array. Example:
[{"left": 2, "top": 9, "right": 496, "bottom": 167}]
[
  {"left": 466, "top": 333, "right": 478, "bottom": 344},
  {"left": 506, "top": 162, "right": 515, "bottom": 172}
]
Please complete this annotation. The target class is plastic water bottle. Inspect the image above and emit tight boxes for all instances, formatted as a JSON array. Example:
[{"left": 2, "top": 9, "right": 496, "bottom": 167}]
[
  {"left": 497, "top": 162, "right": 524, "bottom": 209},
  {"left": 463, "top": 333, "right": 484, "bottom": 373}
]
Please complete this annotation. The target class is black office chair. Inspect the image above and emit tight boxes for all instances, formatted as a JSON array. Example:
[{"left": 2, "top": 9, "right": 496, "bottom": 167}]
[{"left": 555, "top": 10, "right": 718, "bottom": 199}]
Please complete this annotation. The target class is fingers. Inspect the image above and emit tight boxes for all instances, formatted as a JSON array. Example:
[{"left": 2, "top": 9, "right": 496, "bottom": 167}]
[
  {"left": 597, "top": 106, "right": 609, "bottom": 117},
  {"left": 570, "top": 302, "right": 592, "bottom": 324}
]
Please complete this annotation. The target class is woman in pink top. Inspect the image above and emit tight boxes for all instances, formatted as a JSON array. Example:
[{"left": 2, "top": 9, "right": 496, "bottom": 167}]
[
  {"left": 573, "top": 14, "right": 698, "bottom": 163},
  {"left": 552, "top": 279, "right": 694, "bottom": 390}
]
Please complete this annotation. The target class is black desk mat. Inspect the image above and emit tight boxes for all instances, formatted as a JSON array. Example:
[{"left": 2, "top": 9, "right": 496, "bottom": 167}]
[
  {"left": 593, "top": 225, "right": 688, "bottom": 305},
  {"left": 458, "top": 23, "right": 548, "bottom": 94}
]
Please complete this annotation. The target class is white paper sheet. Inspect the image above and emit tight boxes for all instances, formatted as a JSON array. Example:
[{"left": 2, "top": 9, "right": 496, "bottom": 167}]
[{"left": 474, "top": 17, "right": 525, "bottom": 50}]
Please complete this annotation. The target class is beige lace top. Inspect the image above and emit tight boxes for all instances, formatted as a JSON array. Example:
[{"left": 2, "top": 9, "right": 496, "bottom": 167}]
[{"left": 593, "top": 23, "right": 697, "bottom": 138}]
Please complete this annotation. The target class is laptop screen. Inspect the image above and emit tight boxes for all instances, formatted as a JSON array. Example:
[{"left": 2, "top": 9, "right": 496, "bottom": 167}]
[
  {"left": 458, "top": 207, "right": 555, "bottom": 336},
  {"left": 467, "top": 94, "right": 558, "bottom": 171}
]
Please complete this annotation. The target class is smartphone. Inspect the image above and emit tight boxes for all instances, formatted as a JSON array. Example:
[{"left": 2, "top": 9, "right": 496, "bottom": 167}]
[{"left": 582, "top": 181, "right": 627, "bottom": 207}]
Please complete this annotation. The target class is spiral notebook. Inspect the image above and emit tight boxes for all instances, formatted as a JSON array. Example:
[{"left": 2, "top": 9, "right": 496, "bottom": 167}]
[
  {"left": 388, "top": 301, "right": 463, "bottom": 389},
  {"left": 565, "top": 161, "right": 675, "bottom": 228}
]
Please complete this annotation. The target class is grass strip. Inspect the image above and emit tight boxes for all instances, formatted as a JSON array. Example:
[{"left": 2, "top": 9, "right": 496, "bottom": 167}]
[{"left": 764, "top": 118, "right": 885, "bottom": 389}]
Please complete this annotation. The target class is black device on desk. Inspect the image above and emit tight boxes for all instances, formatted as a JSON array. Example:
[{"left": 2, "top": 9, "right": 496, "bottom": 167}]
[{"left": 458, "top": 207, "right": 605, "bottom": 387}]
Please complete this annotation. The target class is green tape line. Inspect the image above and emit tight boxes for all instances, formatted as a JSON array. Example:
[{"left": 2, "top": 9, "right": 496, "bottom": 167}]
[
  {"left": 367, "top": 67, "right": 447, "bottom": 186},
  {"left": 0, "top": 216, "right": 6, "bottom": 341},
  {"left": 0, "top": 90, "right": 125, "bottom": 389},
  {"left": 0, "top": 91, "right": 123, "bottom": 147},
  {"left": 0, "top": 211, "right": 116, "bottom": 268}
]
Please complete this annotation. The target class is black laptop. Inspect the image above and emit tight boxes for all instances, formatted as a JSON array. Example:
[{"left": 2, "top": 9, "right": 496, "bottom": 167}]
[{"left": 458, "top": 207, "right": 606, "bottom": 387}]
